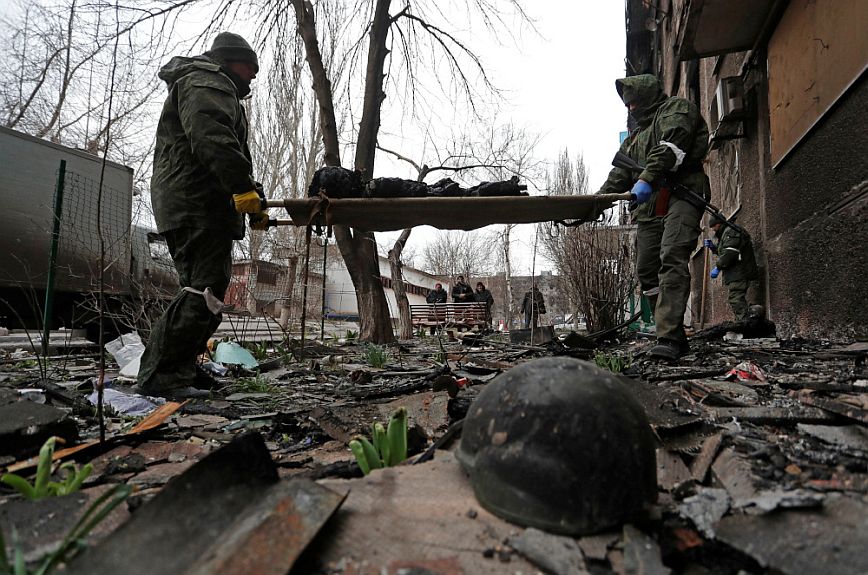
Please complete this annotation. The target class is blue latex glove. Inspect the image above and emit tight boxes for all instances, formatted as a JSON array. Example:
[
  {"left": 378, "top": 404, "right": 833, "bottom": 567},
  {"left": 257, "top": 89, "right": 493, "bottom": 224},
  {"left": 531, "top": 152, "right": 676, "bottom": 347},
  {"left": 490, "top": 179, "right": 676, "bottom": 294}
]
[
  {"left": 710, "top": 266, "right": 720, "bottom": 279},
  {"left": 630, "top": 180, "right": 652, "bottom": 205},
  {"left": 703, "top": 239, "right": 718, "bottom": 253}
]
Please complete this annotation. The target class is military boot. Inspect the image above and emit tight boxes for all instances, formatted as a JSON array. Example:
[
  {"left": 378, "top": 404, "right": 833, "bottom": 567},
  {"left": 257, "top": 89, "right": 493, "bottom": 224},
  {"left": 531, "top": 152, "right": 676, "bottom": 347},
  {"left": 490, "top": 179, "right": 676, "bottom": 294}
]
[{"left": 647, "top": 338, "right": 688, "bottom": 361}]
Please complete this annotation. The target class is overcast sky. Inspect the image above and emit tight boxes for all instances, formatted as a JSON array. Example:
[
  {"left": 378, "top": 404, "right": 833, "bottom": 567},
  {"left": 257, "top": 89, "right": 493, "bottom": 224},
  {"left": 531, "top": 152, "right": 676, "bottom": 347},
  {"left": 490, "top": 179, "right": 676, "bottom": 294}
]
[
  {"left": 1, "top": 0, "right": 628, "bottom": 276},
  {"left": 375, "top": 1, "right": 628, "bottom": 275}
]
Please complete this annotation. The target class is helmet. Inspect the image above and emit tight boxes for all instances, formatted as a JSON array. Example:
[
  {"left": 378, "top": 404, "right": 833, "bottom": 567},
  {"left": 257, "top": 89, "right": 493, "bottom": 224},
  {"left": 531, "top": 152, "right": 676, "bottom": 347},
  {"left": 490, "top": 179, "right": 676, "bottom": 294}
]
[
  {"left": 748, "top": 304, "right": 766, "bottom": 319},
  {"left": 456, "top": 357, "right": 656, "bottom": 535},
  {"left": 708, "top": 213, "right": 727, "bottom": 228}
]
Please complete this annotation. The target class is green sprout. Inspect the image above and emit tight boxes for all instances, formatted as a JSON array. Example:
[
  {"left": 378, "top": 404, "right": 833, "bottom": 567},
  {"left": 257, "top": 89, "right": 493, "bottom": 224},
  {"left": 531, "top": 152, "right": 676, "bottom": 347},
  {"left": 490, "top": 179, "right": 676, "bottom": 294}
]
[
  {"left": 233, "top": 375, "right": 274, "bottom": 393},
  {"left": 245, "top": 341, "right": 270, "bottom": 361},
  {"left": 349, "top": 407, "right": 408, "bottom": 475},
  {"left": 1, "top": 438, "right": 93, "bottom": 500},
  {"left": 0, "top": 483, "right": 131, "bottom": 575},
  {"left": 593, "top": 351, "right": 631, "bottom": 373},
  {"left": 365, "top": 345, "right": 388, "bottom": 368}
]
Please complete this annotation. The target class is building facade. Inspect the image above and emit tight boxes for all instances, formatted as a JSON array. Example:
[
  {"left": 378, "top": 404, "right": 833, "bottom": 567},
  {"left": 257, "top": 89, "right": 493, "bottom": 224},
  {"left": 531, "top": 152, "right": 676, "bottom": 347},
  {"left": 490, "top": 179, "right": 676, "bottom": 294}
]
[
  {"left": 322, "top": 245, "right": 447, "bottom": 321},
  {"left": 626, "top": 0, "right": 867, "bottom": 339}
]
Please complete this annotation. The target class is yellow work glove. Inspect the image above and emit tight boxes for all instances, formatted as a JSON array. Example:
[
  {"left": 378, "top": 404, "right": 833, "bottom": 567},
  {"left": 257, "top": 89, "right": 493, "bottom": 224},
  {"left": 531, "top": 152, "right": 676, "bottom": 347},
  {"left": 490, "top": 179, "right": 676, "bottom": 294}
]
[
  {"left": 249, "top": 212, "right": 270, "bottom": 231},
  {"left": 233, "top": 190, "right": 264, "bottom": 213}
]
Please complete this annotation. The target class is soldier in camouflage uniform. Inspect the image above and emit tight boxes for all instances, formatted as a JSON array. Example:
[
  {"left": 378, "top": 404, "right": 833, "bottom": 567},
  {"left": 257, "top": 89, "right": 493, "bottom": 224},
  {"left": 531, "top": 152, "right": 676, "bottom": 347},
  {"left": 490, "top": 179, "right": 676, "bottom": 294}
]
[
  {"left": 705, "top": 214, "right": 759, "bottom": 320},
  {"left": 598, "top": 75, "right": 710, "bottom": 360},
  {"left": 137, "top": 32, "right": 268, "bottom": 398}
]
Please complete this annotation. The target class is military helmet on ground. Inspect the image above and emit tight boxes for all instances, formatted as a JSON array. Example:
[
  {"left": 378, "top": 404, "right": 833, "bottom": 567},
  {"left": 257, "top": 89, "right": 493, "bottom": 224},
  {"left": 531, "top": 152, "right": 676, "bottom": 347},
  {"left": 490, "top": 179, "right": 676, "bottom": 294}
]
[{"left": 456, "top": 357, "right": 657, "bottom": 535}]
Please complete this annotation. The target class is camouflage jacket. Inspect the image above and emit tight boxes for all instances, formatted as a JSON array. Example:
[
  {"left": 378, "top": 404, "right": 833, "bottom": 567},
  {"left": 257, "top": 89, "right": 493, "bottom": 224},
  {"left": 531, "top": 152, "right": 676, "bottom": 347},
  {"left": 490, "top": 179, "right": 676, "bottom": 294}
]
[
  {"left": 151, "top": 56, "right": 254, "bottom": 239},
  {"left": 598, "top": 75, "right": 710, "bottom": 222},
  {"left": 715, "top": 226, "right": 759, "bottom": 284}
]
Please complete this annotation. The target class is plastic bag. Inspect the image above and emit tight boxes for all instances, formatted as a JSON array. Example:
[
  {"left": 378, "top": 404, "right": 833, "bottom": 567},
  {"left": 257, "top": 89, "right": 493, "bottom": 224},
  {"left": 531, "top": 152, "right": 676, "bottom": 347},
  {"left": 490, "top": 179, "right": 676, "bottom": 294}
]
[{"left": 104, "top": 332, "right": 146, "bottom": 377}]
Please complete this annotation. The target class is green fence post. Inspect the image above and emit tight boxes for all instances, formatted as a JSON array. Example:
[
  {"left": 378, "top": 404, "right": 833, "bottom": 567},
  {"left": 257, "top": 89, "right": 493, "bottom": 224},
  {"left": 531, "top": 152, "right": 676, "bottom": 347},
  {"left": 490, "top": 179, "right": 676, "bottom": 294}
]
[{"left": 42, "top": 160, "right": 66, "bottom": 358}]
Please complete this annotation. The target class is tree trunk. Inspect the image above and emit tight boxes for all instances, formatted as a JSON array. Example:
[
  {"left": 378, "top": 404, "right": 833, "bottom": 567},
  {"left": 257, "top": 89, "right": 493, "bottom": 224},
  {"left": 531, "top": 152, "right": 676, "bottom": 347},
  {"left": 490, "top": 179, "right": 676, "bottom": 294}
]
[
  {"left": 292, "top": 0, "right": 395, "bottom": 343},
  {"left": 346, "top": 0, "right": 395, "bottom": 343},
  {"left": 501, "top": 225, "right": 515, "bottom": 330},
  {"left": 388, "top": 228, "right": 413, "bottom": 339}
]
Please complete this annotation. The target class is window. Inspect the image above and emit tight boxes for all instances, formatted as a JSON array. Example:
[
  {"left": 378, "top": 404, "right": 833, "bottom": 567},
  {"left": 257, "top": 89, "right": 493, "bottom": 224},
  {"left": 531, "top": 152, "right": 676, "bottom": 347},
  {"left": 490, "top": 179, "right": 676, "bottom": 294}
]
[{"left": 146, "top": 233, "right": 172, "bottom": 264}]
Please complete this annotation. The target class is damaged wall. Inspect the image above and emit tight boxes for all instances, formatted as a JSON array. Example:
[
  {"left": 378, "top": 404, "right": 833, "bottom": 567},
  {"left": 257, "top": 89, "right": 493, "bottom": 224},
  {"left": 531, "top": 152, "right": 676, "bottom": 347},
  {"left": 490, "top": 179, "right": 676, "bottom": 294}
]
[
  {"left": 760, "top": 76, "right": 868, "bottom": 340},
  {"left": 629, "top": 0, "right": 868, "bottom": 340}
]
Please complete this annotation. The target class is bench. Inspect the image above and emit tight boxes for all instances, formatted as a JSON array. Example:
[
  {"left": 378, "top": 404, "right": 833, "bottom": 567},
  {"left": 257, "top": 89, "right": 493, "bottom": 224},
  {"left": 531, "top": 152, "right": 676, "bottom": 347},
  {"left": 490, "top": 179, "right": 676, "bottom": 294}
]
[{"left": 409, "top": 303, "right": 488, "bottom": 331}]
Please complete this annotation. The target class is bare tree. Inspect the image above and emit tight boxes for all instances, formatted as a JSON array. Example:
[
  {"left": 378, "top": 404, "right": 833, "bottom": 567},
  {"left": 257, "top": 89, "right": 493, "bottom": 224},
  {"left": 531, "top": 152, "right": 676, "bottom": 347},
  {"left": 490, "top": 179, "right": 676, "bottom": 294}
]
[
  {"left": 287, "top": 0, "right": 532, "bottom": 343},
  {"left": 377, "top": 134, "right": 527, "bottom": 338},
  {"left": 421, "top": 230, "right": 494, "bottom": 281},
  {"left": 540, "top": 149, "right": 635, "bottom": 333},
  {"left": 0, "top": 0, "right": 186, "bottom": 168}
]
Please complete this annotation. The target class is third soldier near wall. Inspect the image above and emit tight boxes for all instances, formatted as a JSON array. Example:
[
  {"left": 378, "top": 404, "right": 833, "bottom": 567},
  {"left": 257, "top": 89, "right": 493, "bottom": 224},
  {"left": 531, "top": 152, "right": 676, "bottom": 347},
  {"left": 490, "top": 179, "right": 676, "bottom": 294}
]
[{"left": 705, "top": 214, "right": 760, "bottom": 321}]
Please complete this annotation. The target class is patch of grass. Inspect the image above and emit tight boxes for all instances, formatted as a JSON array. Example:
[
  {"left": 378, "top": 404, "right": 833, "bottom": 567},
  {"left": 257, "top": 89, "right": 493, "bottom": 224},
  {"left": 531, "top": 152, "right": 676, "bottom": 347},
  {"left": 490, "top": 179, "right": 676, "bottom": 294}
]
[
  {"left": 593, "top": 351, "right": 631, "bottom": 373},
  {"left": 345, "top": 329, "right": 358, "bottom": 341},
  {"left": 365, "top": 345, "right": 388, "bottom": 369},
  {"left": 245, "top": 341, "right": 270, "bottom": 361},
  {"left": 233, "top": 375, "right": 275, "bottom": 393}
]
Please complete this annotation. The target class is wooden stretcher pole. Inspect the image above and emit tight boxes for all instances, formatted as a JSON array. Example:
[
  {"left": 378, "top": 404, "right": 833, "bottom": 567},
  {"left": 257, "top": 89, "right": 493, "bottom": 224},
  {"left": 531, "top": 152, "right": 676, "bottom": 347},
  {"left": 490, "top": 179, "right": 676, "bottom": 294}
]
[
  {"left": 261, "top": 193, "right": 633, "bottom": 231},
  {"left": 699, "top": 247, "right": 709, "bottom": 330},
  {"left": 299, "top": 225, "right": 313, "bottom": 358},
  {"left": 320, "top": 226, "right": 330, "bottom": 339}
]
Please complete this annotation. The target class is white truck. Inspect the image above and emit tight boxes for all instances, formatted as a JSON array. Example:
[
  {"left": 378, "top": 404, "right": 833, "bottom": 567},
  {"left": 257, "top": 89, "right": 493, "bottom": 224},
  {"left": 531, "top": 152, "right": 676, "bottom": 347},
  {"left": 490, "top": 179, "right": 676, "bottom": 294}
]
[{"left": 0, "top": 125, "right": 177, "bottom": 332}]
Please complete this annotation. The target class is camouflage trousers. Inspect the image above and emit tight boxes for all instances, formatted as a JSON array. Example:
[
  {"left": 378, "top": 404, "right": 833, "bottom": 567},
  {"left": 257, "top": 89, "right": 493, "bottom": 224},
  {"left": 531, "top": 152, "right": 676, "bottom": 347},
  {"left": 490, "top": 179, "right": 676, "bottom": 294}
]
[
  {"left": 635, "top": 198, "right": 703, "bottom": 343},
  {"left": 726, "top": 279, "right": 759, "bottom": 321},
  {"left": 138, "top": 227, "right": 233, "bottom": 392}
]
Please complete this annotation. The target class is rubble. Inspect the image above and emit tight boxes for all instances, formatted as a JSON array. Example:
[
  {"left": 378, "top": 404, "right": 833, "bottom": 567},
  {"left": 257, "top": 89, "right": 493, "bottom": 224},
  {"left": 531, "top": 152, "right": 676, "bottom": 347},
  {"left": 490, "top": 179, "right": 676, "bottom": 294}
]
[
  {"left": 0, "top": 327, "right": 865, "bottom": 573},
  {"left": 0, "top": 399, "right": 78, "bottom": 456},
  {"left": 65, "top": 433, "right": 344, "bottom": 575}
]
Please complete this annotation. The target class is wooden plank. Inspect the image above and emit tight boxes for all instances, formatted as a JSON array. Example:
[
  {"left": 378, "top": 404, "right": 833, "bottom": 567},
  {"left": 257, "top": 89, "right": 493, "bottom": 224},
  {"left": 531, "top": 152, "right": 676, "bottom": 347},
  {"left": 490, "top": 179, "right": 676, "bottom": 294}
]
[
  {"left": 716, "top": 495, "right": 868, "bottom": 575},
  {"left": 708, "top": 406, "right": 835, "bottom": 425},
  {"left": 656, "top": 449, "right": 693, "bottom": 491},
  {"left": 267, "top": 193, "right": 630, "bottom": 232},
  {"left": 768, "top": 0, "right": 868, "bottom": 165},
  {"left": 796, "top": 394, "right": 868, "bottom": 425},
  {"left": 690, "top": 433, "right": 724, "bottom": 483},
  {"left": 4, "top": 401, "right": 186, "bottom": 474},
  {"left": 314, "top": 452, "right": 539, "bottom": 573}
]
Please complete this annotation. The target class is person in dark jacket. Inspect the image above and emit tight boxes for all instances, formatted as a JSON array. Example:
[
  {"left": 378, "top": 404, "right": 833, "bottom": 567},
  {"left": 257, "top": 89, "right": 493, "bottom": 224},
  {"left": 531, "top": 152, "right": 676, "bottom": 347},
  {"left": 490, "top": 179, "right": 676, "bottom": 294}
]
[
  {"left": 521, "top": 286, "right": 546, "bottom": 329},
  {"left": 704, "top": 214, "right": 759, "bottom": 320},
  {"left": 425, "top": 283, "right": 448, "bottom": 334},
  {"left": 137, "top": 32, "right": 266, "bottom": 398},
  {"left": 597, "top": 74, "right": 710, "bottom": 360},
  {"left": 426, "top": 283, "right": 447, "bottom": 304},
  {"left": 452, "top": 276, "right": 473, "bottom": 303},
  {"left": 474, "top": 282, "right": 495, "bottom": 326}
]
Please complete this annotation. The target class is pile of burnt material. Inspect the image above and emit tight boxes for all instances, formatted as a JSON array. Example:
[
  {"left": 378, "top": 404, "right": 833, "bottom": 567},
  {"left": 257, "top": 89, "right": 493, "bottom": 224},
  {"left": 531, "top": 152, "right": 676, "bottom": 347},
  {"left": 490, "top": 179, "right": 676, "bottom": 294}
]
[{"left": 308, "top": 166, "right": 528, "bottom": 199}]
